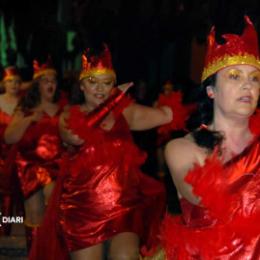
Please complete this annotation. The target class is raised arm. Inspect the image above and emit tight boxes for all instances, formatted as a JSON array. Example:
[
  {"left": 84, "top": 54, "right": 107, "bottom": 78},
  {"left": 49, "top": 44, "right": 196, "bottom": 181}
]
[
  {"left": 4, "top": 109, "right": 42, "bottom": 144},
  {"left": 123, "top": 103, "right": 173, "bottom": 131},
  {"left": 60, "top": 83, "right": 132, "bottom": 145},
  {"left": 164, "top": 137, "right": 204, "bottom": 205}
]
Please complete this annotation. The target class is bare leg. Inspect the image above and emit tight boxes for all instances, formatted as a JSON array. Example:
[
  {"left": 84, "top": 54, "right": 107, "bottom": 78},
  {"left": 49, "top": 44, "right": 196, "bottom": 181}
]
[
  {"left": 70, "top": 243, "right": 103, "bottom": 260},
  {"left": 43, "top": 181, "right": 55, "bottom": 205},
  {"left": 109, "top": 232, "right": 140, "bottom": 260},
  {"left": 24, "top": 189, "right": 45, "bottom": 225},
  {"left": 24, "top": 181, "right": 55, "bottom": 253}
]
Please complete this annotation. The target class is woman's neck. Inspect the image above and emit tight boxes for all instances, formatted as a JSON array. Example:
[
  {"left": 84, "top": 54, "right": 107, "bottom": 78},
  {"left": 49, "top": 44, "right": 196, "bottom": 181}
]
[
  {"left": 211, "top": 116, "right": 253, "bottom": 156},
  {"left": 40, "top": 98, "right": 53, "bottom": 108},
  {"left": 82, "top": 102, "right": 96, "bottom": 112},
  {"left": 3, "top": 92, "right": 19, "bottom": 103}
]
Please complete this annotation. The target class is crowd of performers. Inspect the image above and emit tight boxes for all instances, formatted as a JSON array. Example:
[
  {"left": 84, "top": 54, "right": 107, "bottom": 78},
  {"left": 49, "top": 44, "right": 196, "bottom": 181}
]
[{"left": 0, "top": 15, "right": 260, "bottom": 260}]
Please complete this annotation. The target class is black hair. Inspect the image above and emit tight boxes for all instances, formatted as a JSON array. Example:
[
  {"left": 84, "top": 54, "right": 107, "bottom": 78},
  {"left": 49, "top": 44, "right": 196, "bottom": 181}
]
[
  {"left": 187, "top": 74, "right": 224, "bottom": 151},
  {"left": 18, "top": 79, "right": 60, "bottom": 113},
  {"left": 69, "top": 81, "right": 85, "bottom": 105}
]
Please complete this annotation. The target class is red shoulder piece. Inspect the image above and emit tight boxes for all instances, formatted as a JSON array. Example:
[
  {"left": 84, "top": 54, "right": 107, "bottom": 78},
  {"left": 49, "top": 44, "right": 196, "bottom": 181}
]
[
  {"left": 185, "top": 151, "right": 228, "bottom": 219},
  {"left": 112, "top": 94, "right": 133, "bottom": 119}
]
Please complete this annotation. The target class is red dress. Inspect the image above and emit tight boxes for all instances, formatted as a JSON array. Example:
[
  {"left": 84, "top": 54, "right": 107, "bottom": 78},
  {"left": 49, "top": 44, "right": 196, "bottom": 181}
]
[
  {"left": 0, "top": 109, "right": 19, "bottom": 235},
  {"left": 161, "top": 136, "right": 260, "bottom": 259},
  {"left": 15, "top": 109, "right": 64, "bottom": 199},
  {"left": 0, "top": 109, "right": 13, "bottom": 193},
  {"left": 60, "top": 105, "right": 166, "bottom": 252},
  {"left": 29, "top": 100, "right": 166, "bottom": 260}
]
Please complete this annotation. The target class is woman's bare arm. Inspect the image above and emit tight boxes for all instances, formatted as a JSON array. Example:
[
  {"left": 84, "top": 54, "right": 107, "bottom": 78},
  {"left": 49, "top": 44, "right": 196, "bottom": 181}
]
[
  {"left": 4, "top": 109, "right": 42, "bottom": 144},
  {"left": 164, "top": 137, "right": 206, "bottom": 205},
  {"left": 123, "top": 103, "right": 173, "bottom": 131}
]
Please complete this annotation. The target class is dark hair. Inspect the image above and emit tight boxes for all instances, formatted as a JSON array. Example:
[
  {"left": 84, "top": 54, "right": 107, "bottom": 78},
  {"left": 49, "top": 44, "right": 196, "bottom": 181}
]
[
  {"left": 187, "top": 74, "right": 224, "bottom": 151},
  {"left": 18, "top": 79, "right": 60, "bottom": 112},
  {"left": 70, "top": 81, "right": 85, "bottom": 105}
]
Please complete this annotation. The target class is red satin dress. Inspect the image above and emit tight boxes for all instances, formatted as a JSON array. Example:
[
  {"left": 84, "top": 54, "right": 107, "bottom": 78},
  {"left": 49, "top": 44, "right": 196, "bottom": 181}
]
[
  {"left": 161, "top": 136, "right": 260, "bottom": 260},
  {"left": 0, "top": 109, "right": 13, "bottom": 193},
  {"left": 0, "top": 109, "right": 19, "bottom": 235},
  {"left": 59, "top": 105, "right": 166, "bottom": 252},
  {"left": 15, "top": 110, "right": 63, "bottom": 199}
]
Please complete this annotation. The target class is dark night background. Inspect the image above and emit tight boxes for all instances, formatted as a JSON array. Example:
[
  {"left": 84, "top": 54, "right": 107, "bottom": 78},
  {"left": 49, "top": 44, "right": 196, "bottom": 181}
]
[
  {"left": 0, "top": 2, "right": 260, "bottom": 249},
  {"left": 1, "top": 0, "right": 260, "bottom": 99}
]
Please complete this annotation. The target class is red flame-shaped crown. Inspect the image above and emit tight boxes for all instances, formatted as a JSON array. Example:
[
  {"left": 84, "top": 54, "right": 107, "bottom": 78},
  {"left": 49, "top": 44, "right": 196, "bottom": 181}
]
[
  {"left": 79, "top": 44, "right": 116, "bottom": 80},
  {"left": 2, "top": 66, "right": 21, "bottom": 81},
  {"left": 201, "top": 16, "right": 260, "bottom": 82},
  {"left": 33, "top": 56, "right": 56, "bottom": 79}
]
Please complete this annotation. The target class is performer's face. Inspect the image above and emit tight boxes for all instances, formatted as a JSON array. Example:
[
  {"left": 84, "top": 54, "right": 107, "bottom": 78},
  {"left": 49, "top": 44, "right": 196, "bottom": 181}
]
[
  {"left": 80, "top": 74, "right": 115, "bottom": 108},
  {"left": 163, "top": 83, "right": 173, "bottom": 95},
  {"left": 38, "top": 72, "right": 57, "bottom": 102},
  {"left": 207, "top": 64, "right": 260, "bottom": 118},
  {"left": 3, "top": 76, "right": 21, "bottom": 96}
]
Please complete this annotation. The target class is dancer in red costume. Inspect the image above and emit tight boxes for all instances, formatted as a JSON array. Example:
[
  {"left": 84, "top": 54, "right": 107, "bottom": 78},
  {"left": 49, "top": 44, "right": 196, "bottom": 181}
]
[
  {"left": 146, "top": 16, "right": 260, "bottom": 259},
  {"left": 155, "top": 81, "right": 197, "bottom": 179},
  {"left": 156, "top": 80, "right": 196, "bottom": 146},
  {"left": 0, "top": 66, "right": 22, "bottom": 235},
  {"left": 29, "top": 43, "right": 173, "bottom": 260},
  {"left": 4, "top": 57, "right": 66, "bottom": 252}
]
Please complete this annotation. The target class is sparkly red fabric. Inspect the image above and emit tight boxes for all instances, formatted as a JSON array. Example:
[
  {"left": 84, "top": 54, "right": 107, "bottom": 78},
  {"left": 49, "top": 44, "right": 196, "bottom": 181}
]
[
  {"left": 29, "top": 97, "right": 166, "bottom": 259},
  {"left": 204, "top": 16, "right": 260, "bottom": 72},
  {"left": 16, "top": 109, "right": 64, "bottom": 199},
  {"left": 0, "top": 109, "right": 14, "bottom": 194},
  {"left": 161, "top": 136, "right": 260, "bottom": 259},
  {"left": 156, "top": 91, "right": 196, "bottom": 145},
  {"left": 61, "top": 105, "right": 165, "bottom": 252},
  {"left": 0, "top": 109, "right": 20, "bottom": 235}
]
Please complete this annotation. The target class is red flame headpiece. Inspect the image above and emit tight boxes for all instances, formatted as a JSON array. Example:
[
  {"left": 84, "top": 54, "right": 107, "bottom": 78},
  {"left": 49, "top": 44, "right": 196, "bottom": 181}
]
[
  {"left": 33, "top": 56, "right": 56, "bottom": 79},
  {"left": 201, "top": 16, "right": 260, "bottom": 82},
  {"left": 2, "top": 66, "right": 21, "bottom": 81},
  {"left": 79, "top": 44, "right": 116, "bottom": 81}
]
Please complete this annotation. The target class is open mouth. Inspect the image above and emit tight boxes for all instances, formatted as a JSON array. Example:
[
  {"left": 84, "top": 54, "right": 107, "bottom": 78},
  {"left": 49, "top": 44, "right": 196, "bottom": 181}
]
[
  {"left": 47, "top": 86, "right": 54, "bottom": 93},
  {"left": 94, "top": 94, "right": 106, "bottom": 100},
  {"left": 238, "top": 96, "right": 252, "bottom": 103}
]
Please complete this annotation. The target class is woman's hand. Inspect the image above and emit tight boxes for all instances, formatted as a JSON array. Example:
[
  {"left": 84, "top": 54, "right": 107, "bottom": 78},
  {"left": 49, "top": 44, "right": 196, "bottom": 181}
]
[
  {"left": 117, "top": 82, "right": 134, "bottom": 93},
  {"left": 30, "top": 109, "right": 43, "bottom": 122},
  {"left": 66, "top": 131, "right": 85, "bottom": 146}
]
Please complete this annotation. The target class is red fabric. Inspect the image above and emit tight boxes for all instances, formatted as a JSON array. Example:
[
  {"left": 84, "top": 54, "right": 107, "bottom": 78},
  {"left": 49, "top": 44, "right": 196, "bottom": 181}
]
[
  {"left": 66, "top": 90, "right": 132, "bottom": 140},
  {"left": 156, "top": 91, "right": 197, "bottom": 145},
  {"left": 29, "top": 155, "right": 70, "bottom": 260},
  {"left": 30, "top": 102, "right": 165, "bottom": 258},
  {"left": 0, "top": 109, "right": 21, "bottom": 235},
  {"left": 249, "top": 108, "right": 260, "bottom": 135},
  {"left": 202, "top": 16, "right": 259, "bottom": 81},
  {"left": 0, "top": 109, "right": 13, "bottom": 193},
  {"left": 62, "top": 109, "right": 165, "bottom": 252},
  {"left": 161, "top": 136, "right": 260, "bottom": 259},
  {"left": 16, "top": 109, "right": 64, "bottom": 199}
]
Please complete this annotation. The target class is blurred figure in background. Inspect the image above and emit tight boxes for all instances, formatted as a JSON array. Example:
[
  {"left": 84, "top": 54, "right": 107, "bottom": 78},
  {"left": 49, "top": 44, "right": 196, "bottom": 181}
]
[
  {"left": 0, "top": 66, "right": 22, "bottom": 236},
  {"left": 4, "top": 57, "right": 66, "bottom": 253}
]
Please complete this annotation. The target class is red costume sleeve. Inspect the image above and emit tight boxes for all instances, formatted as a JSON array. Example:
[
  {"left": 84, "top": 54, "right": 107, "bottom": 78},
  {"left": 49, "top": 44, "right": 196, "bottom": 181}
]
[{"left": 66, "top": 88, "right": 132, "bottom": 140}]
